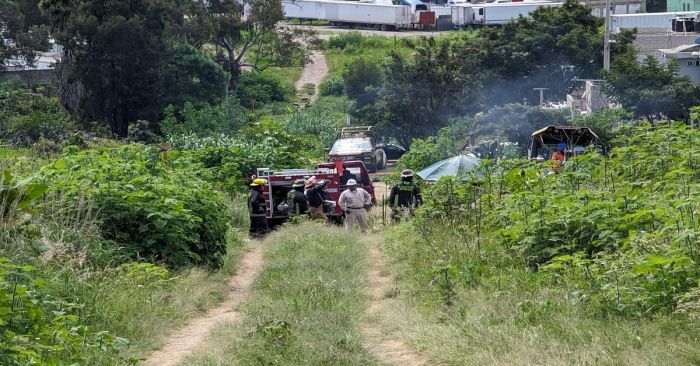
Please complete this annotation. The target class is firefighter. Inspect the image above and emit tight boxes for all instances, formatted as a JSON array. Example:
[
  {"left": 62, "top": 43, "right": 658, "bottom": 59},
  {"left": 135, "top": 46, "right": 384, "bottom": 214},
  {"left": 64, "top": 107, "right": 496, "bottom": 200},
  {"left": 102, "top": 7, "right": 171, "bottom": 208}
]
[
  {"left": 248, "top": 178, "right": 269, "bottom": 238},
  {"left": 305, "top": 177, "right": 329, "bottom": 220},
  {"left": 287, "top": 178, "right": 309, "bottom": 217},
  {"left": 389, "top": 169, "right": 423, "bottom": 222}
]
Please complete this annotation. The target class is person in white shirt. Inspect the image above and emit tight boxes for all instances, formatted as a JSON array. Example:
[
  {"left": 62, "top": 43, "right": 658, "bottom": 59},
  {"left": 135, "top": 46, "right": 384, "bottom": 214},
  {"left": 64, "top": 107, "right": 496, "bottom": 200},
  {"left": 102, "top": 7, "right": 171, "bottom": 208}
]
[{"left": 338, "top": 179, "right": 372, "bottom": 234}]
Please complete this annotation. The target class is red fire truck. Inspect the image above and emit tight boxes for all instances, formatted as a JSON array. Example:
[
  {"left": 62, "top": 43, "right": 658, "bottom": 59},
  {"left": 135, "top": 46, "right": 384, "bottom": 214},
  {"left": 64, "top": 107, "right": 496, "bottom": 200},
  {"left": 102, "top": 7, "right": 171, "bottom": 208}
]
[{"left": 256, "top": 161, "right": 375, "bottom": 224}]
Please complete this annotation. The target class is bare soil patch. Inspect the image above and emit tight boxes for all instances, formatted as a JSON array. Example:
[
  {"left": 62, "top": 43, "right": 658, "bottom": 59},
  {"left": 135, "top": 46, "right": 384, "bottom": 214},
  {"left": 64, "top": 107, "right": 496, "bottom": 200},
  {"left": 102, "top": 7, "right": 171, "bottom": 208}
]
[
  {"left": 295, "top": 50, "right": 328, "bottom": 103},
  {"left": 142, "top": 243, "right": 266, "bottom": 366}
]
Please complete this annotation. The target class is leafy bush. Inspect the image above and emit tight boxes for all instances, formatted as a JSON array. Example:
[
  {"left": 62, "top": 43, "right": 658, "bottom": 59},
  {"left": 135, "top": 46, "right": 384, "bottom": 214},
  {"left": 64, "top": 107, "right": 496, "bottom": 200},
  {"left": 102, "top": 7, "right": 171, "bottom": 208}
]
[
  {"left": 0, "top": 169, "right": 47, "bottom": 223},
  {"left": 395, "top": 128, "right": 460, "bottom": 173},
  {"left": 319, "top": 75, "right": 345, "bottom": 96},
  {"left": 343, "top": 58, "right": 382, "bottom": 102},
  {"left": 487, "top": 123, "right": 700, "bottom": 315},
  {"left": 0, "top": 258, "right": 125, "bottom": 365},
  {"left": 0, "top": 76, "right": 25, "bottom": 93},
  {"left": 39, "top": 145, "right": 230, "bottom": 268},
  {"left": 282, "top": 106, "right": 342, "bottom": 149},
  {"left": 127, "top": 120, "right": 159, "bottom": 144},
  {"left": 235, "top": 72, "right": 289, "bottom": 108},
  {"left": 0, "top": 89, "right": 76, "bottom": 146},
  {"left": 169, "top": 122, "right": 313, "bottom": 194},
  {"left": 325, "top": 32, "right": 384, "bottom": 50},
  {"left": 396, "top": 123, "right": 700, "bottom": 317},
  {"left": 159, "top": 97, "right": 249, "bottom": 137}
]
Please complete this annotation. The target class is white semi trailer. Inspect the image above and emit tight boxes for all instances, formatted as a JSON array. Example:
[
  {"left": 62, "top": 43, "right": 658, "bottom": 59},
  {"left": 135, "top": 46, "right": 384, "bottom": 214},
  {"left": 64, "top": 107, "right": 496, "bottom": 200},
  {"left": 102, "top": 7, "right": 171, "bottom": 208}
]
[
  {"left": 452, "top": 5, "right": 475, "bottom": 27},
  {"left": 464, "top": 1, "right": 563, "bottom": 26},
  {"left": 282, "top": 0, "right": 428, "bottom": 30},
  {"left": 611, "top": 11, "right": 697, "bottom": 30}
]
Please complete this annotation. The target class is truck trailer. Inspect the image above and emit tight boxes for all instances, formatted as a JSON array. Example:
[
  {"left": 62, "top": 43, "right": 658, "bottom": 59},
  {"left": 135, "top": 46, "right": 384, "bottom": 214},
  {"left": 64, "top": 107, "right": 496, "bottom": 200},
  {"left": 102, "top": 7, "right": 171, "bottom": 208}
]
[
  {"left": 611, "top": 11, "right": 698, "bottom": 30},
  {"left": 282, "top": 0, "right": 432, "bottom": 30},
  {"left": 452, "top": 2, "right": 562, "bottom": 27}
]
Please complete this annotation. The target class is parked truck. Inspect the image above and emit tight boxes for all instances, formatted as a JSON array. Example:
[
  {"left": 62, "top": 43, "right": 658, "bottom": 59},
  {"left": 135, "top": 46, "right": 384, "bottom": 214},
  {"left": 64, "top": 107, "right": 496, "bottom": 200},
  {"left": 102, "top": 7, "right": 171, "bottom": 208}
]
[
  {"left": 282, "top": 0, "right": 434, "bottom": 30},
  {"left": 256, "top": 161, "right": 376, "bottom": 225},
  {"left": 453, "top": 2, "right": 562, "bottom": 27}
]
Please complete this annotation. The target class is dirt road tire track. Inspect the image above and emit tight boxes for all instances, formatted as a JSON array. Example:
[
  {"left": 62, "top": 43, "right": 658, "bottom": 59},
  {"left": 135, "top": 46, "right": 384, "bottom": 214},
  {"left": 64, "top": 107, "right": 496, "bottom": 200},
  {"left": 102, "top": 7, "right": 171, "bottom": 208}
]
[
  {"left": 143, "top": 242, "right": 266, "bottom": 366},
  {"left": 362, "top": 237, "right": 427, "bottom": 366},
  {"left": 295, "top": 50, "right": 328, "bottom": 103}
]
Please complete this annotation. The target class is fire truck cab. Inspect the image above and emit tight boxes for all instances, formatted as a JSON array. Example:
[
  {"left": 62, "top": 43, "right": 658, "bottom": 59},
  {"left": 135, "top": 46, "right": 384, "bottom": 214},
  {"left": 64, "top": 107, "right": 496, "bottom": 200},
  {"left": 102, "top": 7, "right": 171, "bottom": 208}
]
[{"left": 256, "top": 161, "right": 375, "bottom": 224}]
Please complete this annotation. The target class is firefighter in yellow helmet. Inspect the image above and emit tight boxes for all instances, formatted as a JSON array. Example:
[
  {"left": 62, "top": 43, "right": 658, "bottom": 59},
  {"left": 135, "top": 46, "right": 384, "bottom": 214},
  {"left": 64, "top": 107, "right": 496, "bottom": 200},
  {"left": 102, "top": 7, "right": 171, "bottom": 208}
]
[{"left": 248, "top": 178, "right": 269, "bottom": 238}]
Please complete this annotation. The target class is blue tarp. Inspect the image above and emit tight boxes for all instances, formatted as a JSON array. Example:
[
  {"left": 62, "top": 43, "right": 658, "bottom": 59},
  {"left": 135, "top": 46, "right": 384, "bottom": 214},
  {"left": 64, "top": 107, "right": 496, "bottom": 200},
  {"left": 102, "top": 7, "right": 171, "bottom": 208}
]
[{"left": 417, "top": 154, "right": 481, "bottom": 181}]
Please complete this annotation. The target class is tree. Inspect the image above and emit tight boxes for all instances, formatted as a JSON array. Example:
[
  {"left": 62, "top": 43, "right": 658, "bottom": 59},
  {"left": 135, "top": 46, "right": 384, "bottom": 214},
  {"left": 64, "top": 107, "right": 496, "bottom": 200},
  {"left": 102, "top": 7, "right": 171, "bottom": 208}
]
[
  {"left": 160, "top": 43, "right": 229, "bottom": 111},
  {"left": 478, "top": 0, "right": 635, "bottom": 105},
  {"left": 371, "top": 37, "right": 484, "bottom": 147},
  {"left": 450, "top": 104, "right": 569, "bottom": 151},
  {"left": 42, "top": 0, "right": 229, "bottom": 137},
  {"left": 43, "top": 0, "right": 174, "bottom": 137},
  {"left": 185, "top": 0, "right": 316, "bottom": 90},
  {"left": 343, "top": 58, "right": 382, "bottom": 108},
  {"left": 0, "top": 0, "right": 50, "bottom": 71},
  {"left": 603, "top": 54, "right": 700, "bottom": 122}
]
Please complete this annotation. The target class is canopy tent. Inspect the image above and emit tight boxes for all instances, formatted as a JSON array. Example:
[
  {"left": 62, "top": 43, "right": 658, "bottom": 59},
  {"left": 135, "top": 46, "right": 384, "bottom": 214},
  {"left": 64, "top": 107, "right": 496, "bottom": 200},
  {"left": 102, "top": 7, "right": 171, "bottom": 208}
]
[
  {"left": 529, "top": 125, "right": 598, "bottom": 159},
  {"left": 417, "top": 154, "right": 481, "bottom": 181}
]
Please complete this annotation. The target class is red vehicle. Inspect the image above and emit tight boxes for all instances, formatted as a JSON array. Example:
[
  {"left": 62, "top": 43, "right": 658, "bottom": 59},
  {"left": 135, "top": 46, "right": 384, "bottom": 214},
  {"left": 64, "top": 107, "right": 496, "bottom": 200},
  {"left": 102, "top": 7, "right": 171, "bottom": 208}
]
[{"left": 256, "top": 161, "right": 375, "bottom": 224}]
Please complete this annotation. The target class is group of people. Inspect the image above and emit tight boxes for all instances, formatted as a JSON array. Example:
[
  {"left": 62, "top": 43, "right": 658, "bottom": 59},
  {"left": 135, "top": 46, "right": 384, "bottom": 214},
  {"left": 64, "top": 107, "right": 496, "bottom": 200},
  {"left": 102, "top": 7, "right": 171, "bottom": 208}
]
[
  {"left": 248, "top": 174, "right": 373, "bottom": 237},
  {"left": 248, "top": 168, "right": 424, "bottom": 238},
  {"left": 550, "top": 142, "right": 586, "bottom": 174}
]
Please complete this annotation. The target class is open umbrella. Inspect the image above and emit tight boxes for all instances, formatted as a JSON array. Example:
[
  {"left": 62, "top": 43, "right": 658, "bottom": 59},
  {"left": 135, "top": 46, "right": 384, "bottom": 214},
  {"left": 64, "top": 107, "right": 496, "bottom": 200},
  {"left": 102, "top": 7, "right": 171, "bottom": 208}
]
[{"left": 417, "top": 154, "right": 481, "bottom": 181}]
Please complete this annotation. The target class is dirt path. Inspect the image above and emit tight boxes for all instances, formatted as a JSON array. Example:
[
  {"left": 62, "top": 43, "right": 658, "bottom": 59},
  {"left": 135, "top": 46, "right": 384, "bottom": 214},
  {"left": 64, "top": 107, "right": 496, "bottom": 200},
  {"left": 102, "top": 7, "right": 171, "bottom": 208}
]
[
  {"left": 143, "top": 243, "right": 266, "bottom": 366},
  {"left": 362, "top": 236, "right": 427, "bottom": 366},
  {"left": 295, "top": 50, "right": 328, "bottom": 103}
]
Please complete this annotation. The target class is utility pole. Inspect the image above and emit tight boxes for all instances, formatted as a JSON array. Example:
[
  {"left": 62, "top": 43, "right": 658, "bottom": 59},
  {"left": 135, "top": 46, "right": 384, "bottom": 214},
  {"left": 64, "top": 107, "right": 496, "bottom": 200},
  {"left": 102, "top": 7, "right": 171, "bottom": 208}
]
[
  {"left": 533, "top": 88, "right": 548, "bottom": 105},
  {"left": 603, "top": 0, "right": 612, "bottom": 71}
]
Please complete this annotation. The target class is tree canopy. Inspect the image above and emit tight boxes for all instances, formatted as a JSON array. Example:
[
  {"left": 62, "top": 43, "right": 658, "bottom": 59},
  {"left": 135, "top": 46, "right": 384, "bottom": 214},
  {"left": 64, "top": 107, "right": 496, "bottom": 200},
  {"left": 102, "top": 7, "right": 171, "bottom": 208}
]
[
  {"left": 603, "top": 54, "right": 700, "bottom": 122},
  {"left": 0, "top": 0, "right": 50, "bottom": 71}
]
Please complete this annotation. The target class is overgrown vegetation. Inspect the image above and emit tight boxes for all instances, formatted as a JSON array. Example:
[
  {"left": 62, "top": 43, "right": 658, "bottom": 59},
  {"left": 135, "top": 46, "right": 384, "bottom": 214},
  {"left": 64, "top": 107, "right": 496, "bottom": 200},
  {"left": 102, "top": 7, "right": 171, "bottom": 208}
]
[
  {"left": 0, "top": 78, "right": 76, "bottom": 146},
  {"left": 39, "top": 145, "right": 230, "bottom": 268},
  {"left": 384, "top": 123, "right": 700, "bottom": 364}
]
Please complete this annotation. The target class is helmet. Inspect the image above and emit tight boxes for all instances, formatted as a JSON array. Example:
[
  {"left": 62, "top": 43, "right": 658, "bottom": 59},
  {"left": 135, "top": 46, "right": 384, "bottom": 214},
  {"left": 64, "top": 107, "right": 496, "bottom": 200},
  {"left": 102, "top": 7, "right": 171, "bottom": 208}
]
[
  {"left": 317, "top": 179, "right": 328, "bottom": 188},
  {"left": 556, "top": 142, "right": 567, "bottom": 150},
  {"left": 346, "top": 179, "right": 358, "bottom": 186},
  {"left": 400, "top": 169, "right": 414, "bottom": 178},
  {"left": 292, "top": 179, "right": 305, "bottom": 188},
  {"left": 250, "top": 178, "right": 267, "bottom": 187},
  {"left": 305, "top": 176, "right": 317, "bottom": 188}
]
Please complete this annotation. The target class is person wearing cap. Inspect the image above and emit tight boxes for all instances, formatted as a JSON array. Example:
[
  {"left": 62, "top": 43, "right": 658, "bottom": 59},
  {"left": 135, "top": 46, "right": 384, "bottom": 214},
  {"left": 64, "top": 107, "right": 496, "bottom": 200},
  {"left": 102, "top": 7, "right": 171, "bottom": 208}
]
[
  {"left": 389, "top": 169, "right": 423, "bottom": 222},
  {"left": 305, "top": 176, "right": 329, "bottom": 220},
  {"left": 338, "top": 179, "right": 372, "bottom": 234},
  {"left": 550, "top": 142, "right": 567, "bottom": 173},
  {"left": 287, "top": 178, "right": 309, "bottom": 217},
  {"left": 248, "top": 178, "right": 269, "bottom": 238}
]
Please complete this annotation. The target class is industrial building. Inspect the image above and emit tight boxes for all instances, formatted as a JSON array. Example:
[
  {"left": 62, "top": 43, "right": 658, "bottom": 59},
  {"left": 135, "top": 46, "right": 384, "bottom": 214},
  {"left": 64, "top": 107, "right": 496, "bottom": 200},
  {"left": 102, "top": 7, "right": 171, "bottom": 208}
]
[{"left": 659, "top": 43, "right": 700, "bottom": 82}]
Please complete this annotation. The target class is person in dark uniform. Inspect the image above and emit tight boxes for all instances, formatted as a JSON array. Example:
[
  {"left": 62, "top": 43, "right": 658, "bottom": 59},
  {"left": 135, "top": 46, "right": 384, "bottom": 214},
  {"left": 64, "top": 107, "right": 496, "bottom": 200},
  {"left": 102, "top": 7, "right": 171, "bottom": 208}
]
[
  {"left": 248, "top": 178, "right": 269, "bottom": 238},
  {"left": 287, "top": 178, "right": 309, "bottom": 216},
  {"left": 340, "top": 167, "right": 358, "bottom": 186},
  {"left": 305, "top": 176, "right": 330, "bottom": 220},
  {"left": 389, "top": 169, "right": 423, "bottom": 222}
]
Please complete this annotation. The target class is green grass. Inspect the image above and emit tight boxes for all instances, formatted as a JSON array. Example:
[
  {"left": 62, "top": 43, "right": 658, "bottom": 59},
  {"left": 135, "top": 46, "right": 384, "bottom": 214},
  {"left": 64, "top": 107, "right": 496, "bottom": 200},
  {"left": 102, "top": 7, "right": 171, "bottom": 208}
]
[
  {"left": 381, "top": 224, "right": 700, "bottom": 365},
  {"left": 183, "top": 223, "right": 378, "bottom": 365},
  {"left": 88, "top": 231, "right": 247, "bottom": 363},
  {"left": 0, "top": 146, "right": 50, "bottom": 176},
  {"left": 2, "top": 183, "right": 250, "bottom": 364},
  {"left": 261, "top": 66, "right": 303, "bottom": 99}
]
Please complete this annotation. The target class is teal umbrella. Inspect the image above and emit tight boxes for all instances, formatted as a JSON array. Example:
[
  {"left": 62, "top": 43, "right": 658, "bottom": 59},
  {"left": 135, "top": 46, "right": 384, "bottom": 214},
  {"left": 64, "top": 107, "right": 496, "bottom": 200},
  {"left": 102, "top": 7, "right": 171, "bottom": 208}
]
[{"left": 417, "top": 154, "right": 481, "bottom": 181}]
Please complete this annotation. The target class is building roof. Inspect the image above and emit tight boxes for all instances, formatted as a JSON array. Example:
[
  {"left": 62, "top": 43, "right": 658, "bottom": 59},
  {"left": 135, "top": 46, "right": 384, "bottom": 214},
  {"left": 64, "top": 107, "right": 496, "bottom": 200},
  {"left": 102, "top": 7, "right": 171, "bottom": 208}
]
[{"left": 659, "top": 43, "right": 700, "bottom": 58}]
